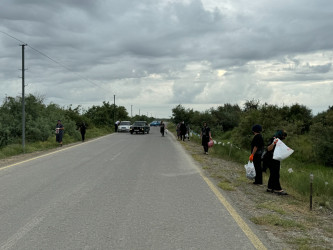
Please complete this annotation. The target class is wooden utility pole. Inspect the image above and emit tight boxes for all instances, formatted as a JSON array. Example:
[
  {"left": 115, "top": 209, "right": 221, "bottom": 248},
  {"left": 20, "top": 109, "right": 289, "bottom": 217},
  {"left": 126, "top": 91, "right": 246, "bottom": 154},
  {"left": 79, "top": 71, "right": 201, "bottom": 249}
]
[
  {"left": 113, "top": 95, "right": 115, "bottom": 125},
  {"left": 21, "top": 44, "right": 26, "bottom": 153}
]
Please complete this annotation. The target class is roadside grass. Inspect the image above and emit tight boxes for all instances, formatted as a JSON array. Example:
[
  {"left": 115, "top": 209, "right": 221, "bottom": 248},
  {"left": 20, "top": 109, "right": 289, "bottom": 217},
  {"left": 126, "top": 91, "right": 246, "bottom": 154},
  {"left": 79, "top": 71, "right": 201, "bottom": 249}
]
[
  {"left": 187, "top": 129, "right": 333, "bottom": 209},
  {"left": 256, "top": 201, "right": 286, "bottom": 215},
  {"left": 169, "top": 124, "right": 332, "bottom": 249},
  {"left": 250, "top": 214, "right": 305, "bottom": 229},
  {"left": 0, "top": 126, "right": 112, "bottom": 160},
  {"left": 235, "top": 174, "right": 248, "bottom": 187},
  {"left": 218, "top": 180, "right": 235, "bottom": 191},
  {"left": 170, "top": 124, "right": 332, "bottom": 207}
]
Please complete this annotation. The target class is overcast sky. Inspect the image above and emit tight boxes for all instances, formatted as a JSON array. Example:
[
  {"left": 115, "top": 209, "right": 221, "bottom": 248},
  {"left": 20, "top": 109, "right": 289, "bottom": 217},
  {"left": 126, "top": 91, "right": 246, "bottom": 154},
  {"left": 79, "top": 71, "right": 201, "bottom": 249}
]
[{"left": 1, "top": 0, "right": 332, "bottom": 118}]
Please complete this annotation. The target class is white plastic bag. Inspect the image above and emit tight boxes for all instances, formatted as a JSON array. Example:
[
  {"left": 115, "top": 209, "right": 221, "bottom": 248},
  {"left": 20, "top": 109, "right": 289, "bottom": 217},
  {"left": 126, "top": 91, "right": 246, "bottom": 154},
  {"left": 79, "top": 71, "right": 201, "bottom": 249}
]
[
  {"left": 244, "top": 161, "right": 256, "bottom": 180},
  {"left": 273, "top": 138, "right": 294, "bottom": 161}
]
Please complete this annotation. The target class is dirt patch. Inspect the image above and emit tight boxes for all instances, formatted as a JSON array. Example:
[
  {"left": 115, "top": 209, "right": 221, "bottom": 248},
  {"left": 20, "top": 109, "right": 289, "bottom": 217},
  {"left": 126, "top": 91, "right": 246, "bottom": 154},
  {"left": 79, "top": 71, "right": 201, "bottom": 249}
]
[{"left": 179, "top": 138, "right": 333, "bottom": 250}]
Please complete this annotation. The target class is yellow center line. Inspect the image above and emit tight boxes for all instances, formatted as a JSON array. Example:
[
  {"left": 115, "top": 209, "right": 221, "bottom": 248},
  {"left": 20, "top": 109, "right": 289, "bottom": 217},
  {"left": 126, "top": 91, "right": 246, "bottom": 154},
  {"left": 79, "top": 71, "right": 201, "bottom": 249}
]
[{"left": 199, "top": 172, "right": 267, "bottom": 250}]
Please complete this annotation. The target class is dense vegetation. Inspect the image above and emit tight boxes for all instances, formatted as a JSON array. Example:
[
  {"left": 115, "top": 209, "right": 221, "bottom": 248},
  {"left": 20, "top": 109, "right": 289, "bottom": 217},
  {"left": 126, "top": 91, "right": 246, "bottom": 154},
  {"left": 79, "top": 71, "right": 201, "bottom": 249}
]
[
  {"left": 171, "top": 101, "right": 333, "bottom": 207},
  {"left": 171, "top": 100, "right": 333, "bottom": 167},
  {"left": 0, "top": 94, "right": 155, "bottom": 155}
]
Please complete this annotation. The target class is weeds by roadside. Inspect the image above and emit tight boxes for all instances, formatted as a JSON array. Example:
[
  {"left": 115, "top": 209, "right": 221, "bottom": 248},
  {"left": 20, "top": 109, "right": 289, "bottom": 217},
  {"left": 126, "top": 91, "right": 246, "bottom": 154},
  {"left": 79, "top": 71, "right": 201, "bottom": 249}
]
[
  {"left": 0, "top": 127, "right": 111, "bottom": 160},
  {"left": 169, "top": 124, "right": 333, "bottom": 250},
  {"left": 187, "top": 126, "right": 333, "bottom": 210}
]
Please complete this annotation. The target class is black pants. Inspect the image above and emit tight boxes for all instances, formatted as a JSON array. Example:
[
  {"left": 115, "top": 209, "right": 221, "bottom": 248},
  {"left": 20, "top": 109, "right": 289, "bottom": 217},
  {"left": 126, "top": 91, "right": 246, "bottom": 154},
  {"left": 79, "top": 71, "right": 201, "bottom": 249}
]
[
  {"left": 268, "top": 159, "right": 282, "bottom": 190},
  {"left": 253, "top": 154, "right": 262, "bottom": 184},
  {"left": 56, "top": 133, "right": 63, "bottom": 143},
  {"left": 81, "top": 132, "right": 85, "bottom": 141},
  {"left": 202, "top": 137, "right": 209, "bottom": 153}
]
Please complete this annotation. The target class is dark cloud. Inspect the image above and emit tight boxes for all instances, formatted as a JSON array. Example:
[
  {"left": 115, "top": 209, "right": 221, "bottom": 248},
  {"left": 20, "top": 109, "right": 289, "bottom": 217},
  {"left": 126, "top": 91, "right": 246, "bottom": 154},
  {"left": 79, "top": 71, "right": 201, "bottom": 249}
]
[{"left": 1, "top": 0, "right": 332, "bottom": 117}]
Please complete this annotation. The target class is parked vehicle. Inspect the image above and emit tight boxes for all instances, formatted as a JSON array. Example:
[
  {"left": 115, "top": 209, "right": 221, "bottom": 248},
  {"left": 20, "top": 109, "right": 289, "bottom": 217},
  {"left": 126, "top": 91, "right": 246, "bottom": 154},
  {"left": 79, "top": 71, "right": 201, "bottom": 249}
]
[
  {"left": 130, "top": 121, "right": 150, "bottom": 134},
  {"left": 117, "top": 121, "right": 131, "bottom": 132}
]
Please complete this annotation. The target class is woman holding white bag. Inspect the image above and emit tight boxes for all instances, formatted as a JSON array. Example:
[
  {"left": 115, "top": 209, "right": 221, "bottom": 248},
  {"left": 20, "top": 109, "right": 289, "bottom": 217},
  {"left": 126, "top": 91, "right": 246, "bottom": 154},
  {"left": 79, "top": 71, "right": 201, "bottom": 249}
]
[{"left": 266, "top": 130, "right": 288, "bottom": 195}]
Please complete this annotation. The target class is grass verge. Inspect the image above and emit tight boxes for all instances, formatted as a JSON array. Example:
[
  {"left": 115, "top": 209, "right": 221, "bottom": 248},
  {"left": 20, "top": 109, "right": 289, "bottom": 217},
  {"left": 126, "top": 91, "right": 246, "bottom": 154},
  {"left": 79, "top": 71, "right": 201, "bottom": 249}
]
[
  {"left": 168, "top": 123, "right": 333, "bottom": 249},
  {"left": 0, "top": 126, "right": 112, "bottom": 160}
]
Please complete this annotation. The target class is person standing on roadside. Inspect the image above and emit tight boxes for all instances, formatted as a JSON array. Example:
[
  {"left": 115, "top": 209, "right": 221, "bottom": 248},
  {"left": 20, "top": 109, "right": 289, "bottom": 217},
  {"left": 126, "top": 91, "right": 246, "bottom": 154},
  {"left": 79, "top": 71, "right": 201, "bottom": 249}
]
[
  {"left": 79, "top": 122, "right": 87, "bottom": 142},
  {"left": 200, "top": 122, "right": 212, "bottom": 155},
  {"left": 55, "top": 120, "right": 64, "bottom": 147},
  {"left": 249, "top": 125, "right": 264, "bottom": 185},
  {"left": 186, "top": 123, "right": 191, "bottom": 141},
  {"left": 266, "top": 130, "right": 288, "bottom": 195},
  {"left": 115, "top": 120, "right": 120, "bottom": 132},
  {"left": 180, "top": 121, "right": 187, "bottom": 141},
  {"left": 176, "top": 122, "right": 181, "bottom": 140}
]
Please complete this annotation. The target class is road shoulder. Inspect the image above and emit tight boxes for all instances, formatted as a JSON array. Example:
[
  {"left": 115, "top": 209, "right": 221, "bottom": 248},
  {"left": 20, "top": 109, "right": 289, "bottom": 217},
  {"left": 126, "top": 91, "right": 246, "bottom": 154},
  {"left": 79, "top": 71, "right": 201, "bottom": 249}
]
[{"left": 175, "top": 136, "right": 333, "bottom": 250}]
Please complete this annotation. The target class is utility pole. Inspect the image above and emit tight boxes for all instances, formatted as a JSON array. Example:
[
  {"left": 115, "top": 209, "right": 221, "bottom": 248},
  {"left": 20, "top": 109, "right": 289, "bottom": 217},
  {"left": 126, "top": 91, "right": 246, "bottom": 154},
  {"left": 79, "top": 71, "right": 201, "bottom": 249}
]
[
  {"left": 131, "top": 105, "right": 133, "bottom": 118},
  {"left": 113, "top": 95, "right": 115, "bottom": 125},
  {"left": 21, "top": 44, "right": 26, "bottom": 153}
]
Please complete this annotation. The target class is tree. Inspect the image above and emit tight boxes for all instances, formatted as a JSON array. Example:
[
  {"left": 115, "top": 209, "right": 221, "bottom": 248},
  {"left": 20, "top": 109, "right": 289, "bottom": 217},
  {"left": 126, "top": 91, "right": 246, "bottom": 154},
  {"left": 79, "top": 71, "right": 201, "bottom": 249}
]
[
  {"left": 311, "top": 108, "right": 333, "bottom": 166},
  {"left": 210, "top": 104, "right": 241, "bottom": 131},
  {"left": 84, "top": 102, "right": 129, "bottom": 128}
]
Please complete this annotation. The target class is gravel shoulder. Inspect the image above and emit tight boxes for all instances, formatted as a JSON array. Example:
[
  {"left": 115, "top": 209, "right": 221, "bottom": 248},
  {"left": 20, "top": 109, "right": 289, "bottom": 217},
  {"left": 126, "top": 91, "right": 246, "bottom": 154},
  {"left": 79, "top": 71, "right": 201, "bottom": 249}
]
[{"left": 179, "top": 137, "right": 333, "bottom": 250}]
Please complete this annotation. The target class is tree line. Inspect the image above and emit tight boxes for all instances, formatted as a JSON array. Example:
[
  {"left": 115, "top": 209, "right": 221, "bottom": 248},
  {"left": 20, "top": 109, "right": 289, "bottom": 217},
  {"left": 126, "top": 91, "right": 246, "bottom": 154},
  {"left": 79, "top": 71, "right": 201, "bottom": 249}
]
[
  {"left": 171, "top": 100, "right": 333, "bottom": 167},
  {"left": 0, "top": 94, "right": 153, "bottom": 148},
  {"left": 1, "top": 94, "right": 332, "bottom": 166}
]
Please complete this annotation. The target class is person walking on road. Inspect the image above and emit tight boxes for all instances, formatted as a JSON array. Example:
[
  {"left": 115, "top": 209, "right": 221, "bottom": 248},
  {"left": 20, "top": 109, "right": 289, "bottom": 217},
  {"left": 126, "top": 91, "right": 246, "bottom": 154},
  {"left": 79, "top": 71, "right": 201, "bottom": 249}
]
[
  {"left": 160, "top": 121, "right": 165, "bottom": 137},
  {"left": 200, "top": 122, "right": 212, "bottom": 155},
  {"left": 55, "top": 120, "right": 64, "bottom": 147},
  {"left": 249, "top": 124, "right": 264, "bottom": 185}
]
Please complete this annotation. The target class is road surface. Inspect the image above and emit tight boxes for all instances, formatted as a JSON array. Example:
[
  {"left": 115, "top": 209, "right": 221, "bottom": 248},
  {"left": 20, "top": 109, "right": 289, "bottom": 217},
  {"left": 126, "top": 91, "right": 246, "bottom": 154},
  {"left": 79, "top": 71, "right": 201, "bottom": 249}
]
[{"left": 0, "top": 127, "right": 270, "bottom": 249}]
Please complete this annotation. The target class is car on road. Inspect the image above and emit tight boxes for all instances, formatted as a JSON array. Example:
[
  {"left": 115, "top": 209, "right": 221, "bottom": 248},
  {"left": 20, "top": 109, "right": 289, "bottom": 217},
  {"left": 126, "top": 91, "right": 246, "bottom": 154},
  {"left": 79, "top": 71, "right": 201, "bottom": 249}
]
[
  {"left": 117, "top": 121, "right": 131, "bottom": 132},
  {"left": 150, "top": 120, "right": 161, "bottom": 126},
  {"left": 130, "top": 121, "right": 150, "bottom": 134}
]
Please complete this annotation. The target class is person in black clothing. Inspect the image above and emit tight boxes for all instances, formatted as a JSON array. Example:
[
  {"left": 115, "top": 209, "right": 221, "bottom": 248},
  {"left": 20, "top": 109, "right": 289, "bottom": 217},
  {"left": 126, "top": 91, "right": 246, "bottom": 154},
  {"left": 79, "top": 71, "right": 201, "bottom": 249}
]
[
  {"left": 249, "top": 124, "right": 264, "bottom": 185},
  {"left": 186, "top": 124, "right": 190, "bottom": 141},
  {"left": 180, "top": 121, "right": 187, "bottom": 141},
  {"left": 55, "top": 120, "right": 64, "bottom": 146},
  {"left": 79, "top": 122, "right": 87, "bottom": 142},
  {"left": 200, "top": 122, "right": 212, "bottom": 155},
  {"left": 160, "top": 121, "right": 165, "bottom": 137},
  {"left": 115, "top": 120, "right": 120, "bottom": 132},
  {"left": 266, "top": 130, "right": 288, "bottom": 195}
]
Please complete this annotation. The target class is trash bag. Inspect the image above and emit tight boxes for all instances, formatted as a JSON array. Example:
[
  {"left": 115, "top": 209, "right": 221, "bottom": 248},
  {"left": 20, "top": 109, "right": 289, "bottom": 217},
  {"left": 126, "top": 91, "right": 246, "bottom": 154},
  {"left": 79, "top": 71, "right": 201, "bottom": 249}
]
[
  {"left": 244, "top": 161, "right": 256, "bottom": 180},
  {"left": 208, "top": 138, "right": 214, "bottom": 148},
  {"left": 273, "top": 139, "right": 294, "bottom": 161}
]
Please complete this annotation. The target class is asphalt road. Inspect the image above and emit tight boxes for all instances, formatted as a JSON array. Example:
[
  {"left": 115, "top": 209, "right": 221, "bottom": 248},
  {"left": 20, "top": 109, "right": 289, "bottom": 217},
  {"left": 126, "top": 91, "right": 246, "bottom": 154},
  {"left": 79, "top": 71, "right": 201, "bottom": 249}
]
[{"left": 0, "top": 127, "right": 268, "bottom": 250}]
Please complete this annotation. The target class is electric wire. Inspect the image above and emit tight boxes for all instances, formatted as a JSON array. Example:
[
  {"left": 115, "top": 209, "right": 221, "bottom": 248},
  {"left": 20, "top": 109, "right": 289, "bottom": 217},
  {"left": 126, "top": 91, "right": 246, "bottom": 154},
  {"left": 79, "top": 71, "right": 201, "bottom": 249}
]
[{"left": 0, "top": 30, "right": 108, "bottom": 91}]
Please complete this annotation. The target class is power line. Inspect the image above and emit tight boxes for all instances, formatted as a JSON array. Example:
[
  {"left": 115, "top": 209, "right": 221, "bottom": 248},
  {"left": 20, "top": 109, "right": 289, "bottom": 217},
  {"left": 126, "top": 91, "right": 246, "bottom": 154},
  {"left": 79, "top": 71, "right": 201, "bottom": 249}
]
[
  {"left": 0, "top": 30, "right": 26, "bottom": 44},
  {"left": 0, "top": 30, "right": 108, "bottom": 91}
]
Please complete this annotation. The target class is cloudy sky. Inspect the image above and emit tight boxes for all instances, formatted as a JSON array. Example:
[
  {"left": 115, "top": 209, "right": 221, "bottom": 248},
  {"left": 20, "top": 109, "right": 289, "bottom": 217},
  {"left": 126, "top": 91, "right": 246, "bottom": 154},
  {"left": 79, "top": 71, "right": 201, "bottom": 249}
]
[{"left": 1, "top": 0, "right": 332, "bottom": 118}]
